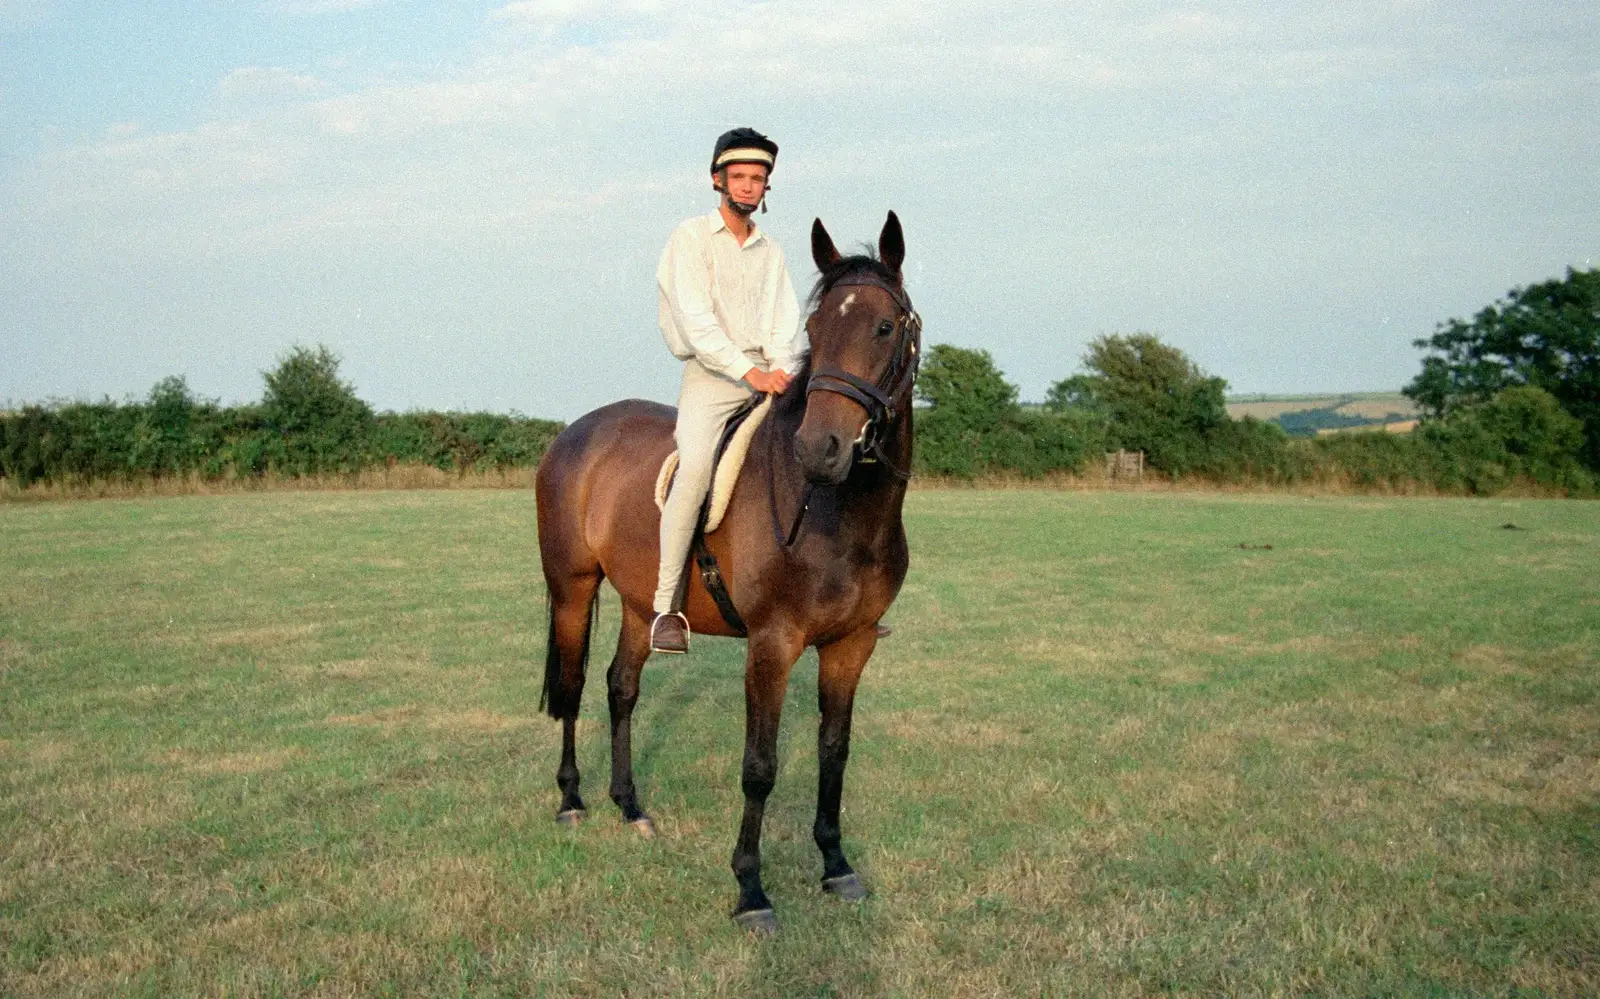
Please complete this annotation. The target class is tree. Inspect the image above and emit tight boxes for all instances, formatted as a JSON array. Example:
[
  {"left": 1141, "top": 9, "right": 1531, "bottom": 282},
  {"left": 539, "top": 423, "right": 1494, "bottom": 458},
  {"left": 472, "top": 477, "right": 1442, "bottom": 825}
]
[
  {"left": 261, "top": 345, "right": 373, "bottom": 474},
  {"left": 1047, "top": 333, "right": 1229, "bottom": 475},
  {"left": 912, "top": 344, "right": 1096, "bottom": 478},
  {"left": 913, "top": 345, "right": 1018, "bottom": 477},
  {"left": 915, "top": 344, "right": 1018, "bottom": 430},
  {"left": 132, "top": 375, "right": 199, "bottom": 477},
  {"left": 1405, "top": 268, "right": 1599, "bottom": 469}
]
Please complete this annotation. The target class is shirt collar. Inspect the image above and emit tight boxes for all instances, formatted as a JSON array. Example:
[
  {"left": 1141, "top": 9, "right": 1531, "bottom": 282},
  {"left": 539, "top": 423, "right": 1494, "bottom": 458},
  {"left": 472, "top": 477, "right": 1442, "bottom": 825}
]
[{"left": 707, "top": 210, "right": 764, "bottom": 246}]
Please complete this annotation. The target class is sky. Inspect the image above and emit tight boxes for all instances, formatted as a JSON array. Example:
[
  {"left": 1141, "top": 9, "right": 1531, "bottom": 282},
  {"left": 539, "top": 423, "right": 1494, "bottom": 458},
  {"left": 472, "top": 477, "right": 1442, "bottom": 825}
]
[{"left": 2, "top": 1, "right": 1596, "bottom": 419}]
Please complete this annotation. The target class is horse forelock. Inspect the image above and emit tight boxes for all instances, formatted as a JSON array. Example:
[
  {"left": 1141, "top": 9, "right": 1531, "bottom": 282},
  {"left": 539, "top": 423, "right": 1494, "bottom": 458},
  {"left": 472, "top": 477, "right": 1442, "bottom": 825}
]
[{"left": 806, "top": 253, "right": 900, "bottom": 311}]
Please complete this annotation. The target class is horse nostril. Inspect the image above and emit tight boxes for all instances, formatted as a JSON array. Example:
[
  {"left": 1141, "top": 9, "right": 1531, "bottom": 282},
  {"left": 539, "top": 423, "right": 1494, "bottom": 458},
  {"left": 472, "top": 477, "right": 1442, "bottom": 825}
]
[{"left": 823, "top": 435, "right": 841, "bottom": 460}]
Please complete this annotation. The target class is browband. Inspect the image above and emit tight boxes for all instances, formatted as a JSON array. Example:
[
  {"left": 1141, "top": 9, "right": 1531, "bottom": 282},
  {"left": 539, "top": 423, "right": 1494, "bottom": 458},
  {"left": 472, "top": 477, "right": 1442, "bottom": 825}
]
[{"left": 823, "top": 273, "right": 916, "bottom": 317}]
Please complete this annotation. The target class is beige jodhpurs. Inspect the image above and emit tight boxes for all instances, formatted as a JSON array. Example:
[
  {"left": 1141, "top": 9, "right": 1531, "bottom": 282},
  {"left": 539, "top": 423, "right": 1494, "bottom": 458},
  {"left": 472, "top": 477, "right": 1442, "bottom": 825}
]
[{"left": 653, "top": 358, "right": 759, "bottom": 614}]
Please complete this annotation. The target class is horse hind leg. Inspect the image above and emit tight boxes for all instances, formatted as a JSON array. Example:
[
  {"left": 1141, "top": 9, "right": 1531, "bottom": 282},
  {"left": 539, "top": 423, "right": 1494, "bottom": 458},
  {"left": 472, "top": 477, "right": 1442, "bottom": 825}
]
[
  {"left": 542, "top": 572, "right": 601, "bottom": 824},
  {"left": 606, "top": 603, "right": 655, "bottom": 837}
]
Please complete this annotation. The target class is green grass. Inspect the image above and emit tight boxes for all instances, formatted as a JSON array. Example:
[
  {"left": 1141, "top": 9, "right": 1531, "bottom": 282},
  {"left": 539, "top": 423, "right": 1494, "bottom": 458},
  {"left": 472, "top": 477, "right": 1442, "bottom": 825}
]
[{"left": 2, "top": 489, "right": 1596, "bottom": 997}]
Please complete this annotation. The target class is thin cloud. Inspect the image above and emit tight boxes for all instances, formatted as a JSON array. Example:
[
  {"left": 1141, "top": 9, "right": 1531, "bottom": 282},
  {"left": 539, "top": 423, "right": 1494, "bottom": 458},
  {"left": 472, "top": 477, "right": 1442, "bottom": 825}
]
[
  {"left": 490, "top": 0, "right": 667, "bottom": 25},
  {"left": 261, "top": 0, "right": 384, "bottom": 14},
  {"left": 219, "top": 66, "right": 323, "bottom": 100},
  {"left": 0, "top": 0, "right": 53, "bottom": 32},
  {"left": 4, "top": 0, "right": 1594, "bottom": 413}
]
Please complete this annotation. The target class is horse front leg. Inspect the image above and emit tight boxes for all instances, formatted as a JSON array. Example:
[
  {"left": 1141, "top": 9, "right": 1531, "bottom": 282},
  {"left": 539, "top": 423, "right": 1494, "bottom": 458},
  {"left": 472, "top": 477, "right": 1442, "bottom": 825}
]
[
  {"left": 814, "top": 624, "right": 876, "bottom": 902},
  {"left": 730, "top": 625, "right": 805, "bottom": 934}
]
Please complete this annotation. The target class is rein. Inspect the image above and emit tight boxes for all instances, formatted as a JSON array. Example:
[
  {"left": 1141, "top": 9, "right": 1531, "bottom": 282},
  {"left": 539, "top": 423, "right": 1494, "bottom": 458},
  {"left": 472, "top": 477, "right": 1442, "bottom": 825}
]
[{"left": 769, "top": 273, "right": 922, "bottom": 549}]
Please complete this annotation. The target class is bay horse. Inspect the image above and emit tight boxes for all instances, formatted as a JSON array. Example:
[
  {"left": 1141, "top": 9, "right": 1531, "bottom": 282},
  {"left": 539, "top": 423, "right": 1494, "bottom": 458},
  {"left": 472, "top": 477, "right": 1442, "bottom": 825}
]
[{"left": 534, "top": 212, "right": 919, "bottom": 933}]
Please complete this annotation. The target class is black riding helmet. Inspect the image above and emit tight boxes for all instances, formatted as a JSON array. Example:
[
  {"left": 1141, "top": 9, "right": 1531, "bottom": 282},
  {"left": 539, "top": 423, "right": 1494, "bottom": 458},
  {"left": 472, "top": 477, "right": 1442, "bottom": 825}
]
[{"left": 710, "top": 127, "right": 778, "bottom": 174}]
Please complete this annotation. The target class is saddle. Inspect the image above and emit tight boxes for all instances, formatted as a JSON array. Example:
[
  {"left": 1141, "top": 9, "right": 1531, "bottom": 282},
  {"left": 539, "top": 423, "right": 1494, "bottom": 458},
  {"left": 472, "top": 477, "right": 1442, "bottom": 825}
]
[
  {"left": 654, "top": 393, "right": 772, "bottom": 636},
  {"left": 654, "top": 393, "right": 772, "bottom": 534}
]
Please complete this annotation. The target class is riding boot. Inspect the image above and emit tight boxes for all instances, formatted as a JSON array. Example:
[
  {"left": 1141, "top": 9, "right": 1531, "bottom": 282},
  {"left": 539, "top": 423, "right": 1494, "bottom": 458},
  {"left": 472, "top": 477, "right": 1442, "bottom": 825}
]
[{"left": 650, "top": 612, "right": 690, "bottom": 654}]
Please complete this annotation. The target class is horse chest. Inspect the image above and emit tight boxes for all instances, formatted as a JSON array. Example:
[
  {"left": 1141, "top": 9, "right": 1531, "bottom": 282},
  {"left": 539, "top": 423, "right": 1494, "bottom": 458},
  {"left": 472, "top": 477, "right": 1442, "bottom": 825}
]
[{"left": 807, "top": 543, "right": 900, "bottom": 619}]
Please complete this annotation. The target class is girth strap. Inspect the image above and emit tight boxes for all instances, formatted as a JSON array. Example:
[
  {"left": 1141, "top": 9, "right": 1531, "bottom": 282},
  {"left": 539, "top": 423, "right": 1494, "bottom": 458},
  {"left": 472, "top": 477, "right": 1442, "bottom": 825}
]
[{"left": 693, "top": 534, "right": 747, "bottom": 635}]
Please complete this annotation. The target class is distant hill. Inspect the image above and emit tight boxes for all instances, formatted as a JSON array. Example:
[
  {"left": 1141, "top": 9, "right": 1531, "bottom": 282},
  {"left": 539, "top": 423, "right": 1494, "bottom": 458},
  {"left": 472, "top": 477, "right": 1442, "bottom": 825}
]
[{"left": 1225, "top": 393, "right": 1418, "bottom": 437}]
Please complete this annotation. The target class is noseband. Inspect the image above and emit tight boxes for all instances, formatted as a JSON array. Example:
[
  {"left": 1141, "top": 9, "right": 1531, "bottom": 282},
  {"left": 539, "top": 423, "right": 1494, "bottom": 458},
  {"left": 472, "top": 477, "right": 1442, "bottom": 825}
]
[{"left": 804, "top": 274, "right": 923, "bottom": 479}]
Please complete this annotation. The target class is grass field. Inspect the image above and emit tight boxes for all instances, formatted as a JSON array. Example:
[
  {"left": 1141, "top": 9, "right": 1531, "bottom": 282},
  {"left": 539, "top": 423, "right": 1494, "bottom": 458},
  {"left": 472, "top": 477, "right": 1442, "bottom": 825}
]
[
  {"left": 2, "top": 489, "right": 1596, "bottom": 997},
  {"left": 1225, "top": 393, "right": 1418, "bottom": 422}
]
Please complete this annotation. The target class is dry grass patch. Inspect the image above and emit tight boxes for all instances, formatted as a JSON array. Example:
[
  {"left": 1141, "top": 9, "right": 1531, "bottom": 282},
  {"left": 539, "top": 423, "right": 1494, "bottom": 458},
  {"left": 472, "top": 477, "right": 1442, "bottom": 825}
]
[
  {"left": 424, "top": 709, "right": 536, "bottom": 734},
  {"left": 0, "top": 637, "right": 30, "bottom": 674},
  {"left": 281, "top": 657, "right": 381, "bottom": 680},
  {"left": 16, "top": 738, "right": 75, "bottom": 767},
  {"left": 1438, "top": 740, "right": 1600, "bottom": 813},
  {"left": 323, "top": 704, "right": 536, "bottom": 735},
  {"left": 156, "top": 747, "right": 308, "bottom": 775},
  {"left": 207, "top": 622, "right": 322, "bottom": 649},
  {"left": 39, "top": 772, "right": 196, "bottom": 832},
  {"left": 881, "top": 709, "right": 1021, "bottom": 749}
]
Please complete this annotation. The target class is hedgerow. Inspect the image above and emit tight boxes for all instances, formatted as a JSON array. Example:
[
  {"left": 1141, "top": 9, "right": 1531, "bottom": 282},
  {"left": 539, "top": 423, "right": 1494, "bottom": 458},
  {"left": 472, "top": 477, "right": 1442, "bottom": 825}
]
[
  {"left": 0, "top": 349, "right": 563, "bottom": 490},
  {"left": 4, "top": 341, "right": 1593, "bottom": 497}
]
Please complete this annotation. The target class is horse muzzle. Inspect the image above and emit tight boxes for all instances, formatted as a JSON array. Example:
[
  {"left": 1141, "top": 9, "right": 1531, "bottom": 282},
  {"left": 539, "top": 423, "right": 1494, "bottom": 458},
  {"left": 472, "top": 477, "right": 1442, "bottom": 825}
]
[{"left": 793, "top": 427, "right": 855, "bottom": 485}]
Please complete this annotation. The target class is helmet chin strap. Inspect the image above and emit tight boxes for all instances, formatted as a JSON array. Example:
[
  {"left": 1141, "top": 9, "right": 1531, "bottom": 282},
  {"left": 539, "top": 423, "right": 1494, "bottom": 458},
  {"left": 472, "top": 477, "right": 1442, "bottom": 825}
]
[{"left": 717, "top": 184, "right": 767, "bottom": 217}]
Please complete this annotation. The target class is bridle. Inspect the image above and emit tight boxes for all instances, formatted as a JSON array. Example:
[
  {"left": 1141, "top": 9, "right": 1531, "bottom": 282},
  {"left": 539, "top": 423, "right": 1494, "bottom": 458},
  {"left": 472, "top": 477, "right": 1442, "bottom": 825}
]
[
  {"left": 770, "top": 272, "right": 922, "bottom": 549},
  {"left": 804, "top": 274, "right": 923, "bottom": 480}
]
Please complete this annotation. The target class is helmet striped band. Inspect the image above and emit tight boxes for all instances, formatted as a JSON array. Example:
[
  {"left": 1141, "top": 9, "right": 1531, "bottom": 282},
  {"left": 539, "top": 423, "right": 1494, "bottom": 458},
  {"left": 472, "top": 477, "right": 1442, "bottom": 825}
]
[{"left": 714, "top": 148, "right": 775, "bottom": 170}]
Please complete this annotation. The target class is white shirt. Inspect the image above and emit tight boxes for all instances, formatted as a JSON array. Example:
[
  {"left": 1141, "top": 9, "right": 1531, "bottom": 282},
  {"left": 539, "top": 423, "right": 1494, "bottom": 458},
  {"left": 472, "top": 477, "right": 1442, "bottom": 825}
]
[{"left": 657, "top": 211, "right": 805, "bottom": 380}]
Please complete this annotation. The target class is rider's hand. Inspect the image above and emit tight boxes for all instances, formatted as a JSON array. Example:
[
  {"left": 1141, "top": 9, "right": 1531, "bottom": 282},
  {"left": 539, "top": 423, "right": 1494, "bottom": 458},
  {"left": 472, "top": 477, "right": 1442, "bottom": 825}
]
[{"left": 743, "top": 367, "right": 792, "bottom": 395}]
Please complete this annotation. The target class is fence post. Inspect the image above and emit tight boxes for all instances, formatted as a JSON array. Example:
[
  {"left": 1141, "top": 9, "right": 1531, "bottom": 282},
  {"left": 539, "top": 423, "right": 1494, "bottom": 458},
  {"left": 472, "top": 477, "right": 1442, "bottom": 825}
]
[{"left": 1104, "top": 449, "right": 1146, "bottom": 482}]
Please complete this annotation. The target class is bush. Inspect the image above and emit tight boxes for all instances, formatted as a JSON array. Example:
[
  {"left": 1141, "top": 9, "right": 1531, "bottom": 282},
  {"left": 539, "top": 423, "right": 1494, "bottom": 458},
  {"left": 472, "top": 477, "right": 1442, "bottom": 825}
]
[
  {"left": 913, "top": 345, "right": 1098, "bottom": 478},
  {"left": 1047, "top": 334, "right": 1233, "bottom": 476},
  {"left": 1198, "top": 417, "right": 1304, "bottom": 482},
  {"left": 1412, "top": 386, "right": 1593, "bottom": 494},
  {"left": 369, "top": 411, "right": 563, "bottom": 473},
  {"left": 1290, "top": 389, "right": 1595, "bottom": 496},
  {"left": 261, "top": 345, "right": 374, "bottom": 475},
  {"left": 914, "top": 406, "right": 1101, "bottom": 479},
  {"left": 1471, "top": 385, "right": 1589, "bottom": 486}
]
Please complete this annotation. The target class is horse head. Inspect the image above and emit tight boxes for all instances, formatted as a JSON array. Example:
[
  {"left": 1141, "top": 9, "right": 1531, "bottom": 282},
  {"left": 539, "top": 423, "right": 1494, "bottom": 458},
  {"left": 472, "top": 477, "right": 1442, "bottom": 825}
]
[{"left": 795, "top": 212, "right": 921, "bottom": 485}]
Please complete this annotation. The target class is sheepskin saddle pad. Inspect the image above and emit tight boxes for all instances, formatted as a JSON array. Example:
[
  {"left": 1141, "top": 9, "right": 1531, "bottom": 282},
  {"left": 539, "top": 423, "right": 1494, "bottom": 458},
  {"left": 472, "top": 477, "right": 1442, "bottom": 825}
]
[{"left": 654, "top": 394, "right": 773, "bottom": 534}]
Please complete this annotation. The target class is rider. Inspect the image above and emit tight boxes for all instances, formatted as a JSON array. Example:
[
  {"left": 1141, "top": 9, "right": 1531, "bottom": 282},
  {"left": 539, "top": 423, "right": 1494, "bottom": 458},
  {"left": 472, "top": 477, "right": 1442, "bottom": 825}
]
[{"left": 650, "top": 127, "right": 804, "bottom": 654}]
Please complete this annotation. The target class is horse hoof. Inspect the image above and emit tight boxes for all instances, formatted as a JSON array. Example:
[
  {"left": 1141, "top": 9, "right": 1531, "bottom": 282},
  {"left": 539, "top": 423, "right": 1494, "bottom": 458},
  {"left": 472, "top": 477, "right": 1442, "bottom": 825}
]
[
  {"left": 555, "top": 808, "right": 587, "bottom": 827},
  {"left": 822, "top": 873, "right": 869, "bottom": 901},
  {"left": 630, "top": 816, "right": 657, "bottom": 839},
  {"left": 732, "top": 908, "right": 779, "bottom": 936}
]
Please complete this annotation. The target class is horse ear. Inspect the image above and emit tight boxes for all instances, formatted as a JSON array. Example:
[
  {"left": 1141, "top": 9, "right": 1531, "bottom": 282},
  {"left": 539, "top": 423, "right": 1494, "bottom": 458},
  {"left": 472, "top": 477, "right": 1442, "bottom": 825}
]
[
  {"left": 811, "top": 218, "right": 841, "bottom": 273},
  {"left": 879, "top": 211, "right": 905, "bottom": 279}
]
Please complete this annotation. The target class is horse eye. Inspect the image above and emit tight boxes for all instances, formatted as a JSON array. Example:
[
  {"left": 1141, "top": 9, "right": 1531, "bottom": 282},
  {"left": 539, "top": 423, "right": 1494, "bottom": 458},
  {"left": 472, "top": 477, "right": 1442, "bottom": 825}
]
[{"left": 876, "top": 319, "right": 895, "bottom": 337}]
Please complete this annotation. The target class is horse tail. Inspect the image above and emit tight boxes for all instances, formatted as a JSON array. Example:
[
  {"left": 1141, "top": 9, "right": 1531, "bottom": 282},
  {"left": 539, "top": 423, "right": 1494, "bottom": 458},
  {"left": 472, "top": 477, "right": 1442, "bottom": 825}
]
[{"left": 540, "top": 586, "right": 600, "bottom": 719}]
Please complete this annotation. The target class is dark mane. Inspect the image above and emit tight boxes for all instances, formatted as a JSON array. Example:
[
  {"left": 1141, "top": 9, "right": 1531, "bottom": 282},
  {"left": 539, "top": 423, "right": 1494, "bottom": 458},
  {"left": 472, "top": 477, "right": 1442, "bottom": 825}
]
[
  {"left": 807, "top": 253, "right": 900, "bottom": 309},
  {"left": 772, "top": 351, "right": 812, "bottom": 417}
]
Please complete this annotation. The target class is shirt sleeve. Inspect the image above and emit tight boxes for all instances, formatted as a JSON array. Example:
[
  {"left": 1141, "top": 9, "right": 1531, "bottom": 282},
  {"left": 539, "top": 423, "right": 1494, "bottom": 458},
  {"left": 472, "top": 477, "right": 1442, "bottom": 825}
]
[
  {"left": 765, "top": 246, "right": 805, "bottom": 374},
  {"left": 658, "top": 223, "right": 750, "bottom": 379}
]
